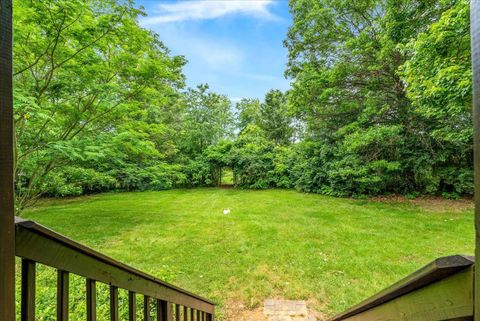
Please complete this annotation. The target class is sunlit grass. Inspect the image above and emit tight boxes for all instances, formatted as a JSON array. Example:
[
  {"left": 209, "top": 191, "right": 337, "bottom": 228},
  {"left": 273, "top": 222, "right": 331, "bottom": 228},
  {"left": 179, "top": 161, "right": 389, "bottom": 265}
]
[
  {"left": 23, "top": 188, "right": 474, "bottom": 319},
  {"left": 221, "top": 168, "right": 234, "bottom": 185}
]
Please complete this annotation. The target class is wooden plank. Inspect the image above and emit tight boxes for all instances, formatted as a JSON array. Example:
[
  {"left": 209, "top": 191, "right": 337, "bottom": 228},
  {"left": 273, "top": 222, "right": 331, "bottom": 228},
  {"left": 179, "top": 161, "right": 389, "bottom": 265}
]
[
  {"left": 57, "top": 270, "right": 69, "bottom": 321},
  {"left": 144, "top": 295, "right": 151, "bottom": 321},
  {"left": 157, "top": 300, "right": 173, "bottom": 321},
  {"left": 341, "top": 266, "right": 474, "bottom": 321},
  {"left": 175, "top": 304, "right": 180, "bottom": 321},
  {"left": 110, "top": 286, "right": 119, "bottom": 321},
  {"left": 129, "top": 291, "right": 136, "bottom": 321},
  {"left": 15, "top": 220, "right": 215, "bottom": 313},
  {"left": 0, "top": 1, "right": 15, "bottom": 321},
  {"left": 329, "top": 255, "right": 474, "bottom": 321},
  {"left": 196, "top": 310, "right": 200, "bottom": 321},
  {"left": 183, "top": 306, "right": 188, "bottom": 321},
  {"left": 471, "top": 2, "right": 480, "bottom": 321},
  {"left": 21, "top": 259, "right": 36, "bottom": 321},
  {"left": 86, "top": 279, "right": 96, "bottom": 321}
]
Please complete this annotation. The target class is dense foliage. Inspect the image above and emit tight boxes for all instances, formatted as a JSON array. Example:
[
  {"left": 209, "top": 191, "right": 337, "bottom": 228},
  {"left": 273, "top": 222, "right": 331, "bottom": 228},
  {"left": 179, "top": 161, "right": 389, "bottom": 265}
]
[
  {"left": 283, "top": 0, "right": 472, "bottom": 197},
  {"left": 13, "top": 0, "right": 473, "bottom": 211},
  {"left": 13, "top": 0, "right": 233, "bottom": 210}
]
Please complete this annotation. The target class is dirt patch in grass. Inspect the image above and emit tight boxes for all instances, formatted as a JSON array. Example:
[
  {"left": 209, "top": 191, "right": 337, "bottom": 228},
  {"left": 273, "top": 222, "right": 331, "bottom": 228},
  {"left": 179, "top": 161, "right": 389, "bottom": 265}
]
[
  {"left": 306, "top": 298, "right": 327, "bottom": 321},
  {"left": 224, "top": 298, "right": 325, "bottom": 321},
  {"left": 224, "top": 300, "right": 266, "bottom": 321},
  {"left": 370, "top": 195, "right": 474, "bottom": 213}
]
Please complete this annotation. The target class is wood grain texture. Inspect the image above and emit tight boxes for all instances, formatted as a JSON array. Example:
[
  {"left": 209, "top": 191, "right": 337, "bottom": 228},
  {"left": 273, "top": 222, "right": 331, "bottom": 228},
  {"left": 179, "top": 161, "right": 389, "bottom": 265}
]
[
  {"left": 340, "top": 266, "right": 474, "bottom": 321},
  {"left": 0, "top": 1, "right": 15, "bottom": 321},
  {"left": 329, "top": 256, "right": 474, "bottom": 321}
]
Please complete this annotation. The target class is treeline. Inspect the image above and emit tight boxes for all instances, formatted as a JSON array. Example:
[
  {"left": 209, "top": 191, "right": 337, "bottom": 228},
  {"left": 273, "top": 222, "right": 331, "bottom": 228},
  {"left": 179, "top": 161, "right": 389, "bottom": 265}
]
[
  {"left": 283, "top": 0, "right": 472, "bottom": 198},
  {"left": 13, "top": 0, "right": 232, "bottom": 210},
  {"left": 13, "top": 0, "right": 472, "bottom": 210}
]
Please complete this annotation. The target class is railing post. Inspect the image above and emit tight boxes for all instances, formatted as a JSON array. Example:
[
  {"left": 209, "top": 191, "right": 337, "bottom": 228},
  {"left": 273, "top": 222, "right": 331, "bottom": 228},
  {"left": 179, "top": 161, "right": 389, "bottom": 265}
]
[
  {"left": 57, "top": 270, "right": 70, "bottom": 321},
  {"left": 110, "top": 286, "right": 119, "bottom": 321},
  {"left": 86, "top": 279, "right": 96, "bottom": 321},
  {"left": 129, "top": 291, "right": 136, "bottom": 321},
  {"left": 21, "top": 259, "right": 36, "bottom": 321},
  {"left": 0, "top": 0, "right": 15, "bottom": 321},
  {"left": 472, "top": 1, "right": 480, "bottom": 320}
]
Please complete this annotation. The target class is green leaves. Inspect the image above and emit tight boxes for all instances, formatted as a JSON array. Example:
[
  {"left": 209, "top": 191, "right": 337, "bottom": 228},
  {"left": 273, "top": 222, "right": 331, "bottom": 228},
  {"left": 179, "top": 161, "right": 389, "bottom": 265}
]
[
  {"left": 284, "top": 0, "right": 472, "bottom": 196},
  {"left": 13, "top": 0, "right": 474, "bottom": 206},
  {"left": 13, "top": 0, "right": 187, "bottom": 209}
]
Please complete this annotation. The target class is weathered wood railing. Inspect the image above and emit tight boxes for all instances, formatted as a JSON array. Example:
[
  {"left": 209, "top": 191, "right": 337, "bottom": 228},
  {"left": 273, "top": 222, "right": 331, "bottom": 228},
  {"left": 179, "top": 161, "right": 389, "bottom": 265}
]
[
  {"left": 15, "top": 217, "right": 215, "bottom": 321},
  {"left": 329, "top": 255, "right": 474, "bottom": 321}
]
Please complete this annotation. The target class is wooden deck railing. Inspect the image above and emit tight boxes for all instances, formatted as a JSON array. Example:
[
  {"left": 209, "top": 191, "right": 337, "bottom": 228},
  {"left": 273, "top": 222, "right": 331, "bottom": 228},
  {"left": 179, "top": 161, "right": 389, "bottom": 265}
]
[
  {"left": 15, "top": 217, "right": 215, "bottom": 321},
  {"left": 329, "top": 255, "right": 474, "bottom": 321}
]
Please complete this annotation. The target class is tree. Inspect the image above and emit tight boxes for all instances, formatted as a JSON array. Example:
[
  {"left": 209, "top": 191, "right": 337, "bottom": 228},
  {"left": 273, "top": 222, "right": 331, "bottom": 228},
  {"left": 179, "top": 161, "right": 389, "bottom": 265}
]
[
  {"left": 259, "top": 90, "right": 293, "bottom": 145},
  {"left": 236, "top": 98, "right": 261, "bottom": 133},
  {"left": 400, "top": 0, "right": 472, "bottom": 195},
  {"left": 181, "top": 84, "right": 233, "bottom": 157},
  {"left": 13, "top": 0, "right": 186, "bottom": 209},
  {"left": 283, "top": 0, "right": 469, "bottom": 196}
]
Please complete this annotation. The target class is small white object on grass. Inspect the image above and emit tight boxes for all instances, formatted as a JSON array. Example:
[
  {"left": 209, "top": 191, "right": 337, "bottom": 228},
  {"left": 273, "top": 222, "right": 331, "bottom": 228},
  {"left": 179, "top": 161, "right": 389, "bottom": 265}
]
[{"left": 223, "top": 209, "right": 231, "bottom": 215}]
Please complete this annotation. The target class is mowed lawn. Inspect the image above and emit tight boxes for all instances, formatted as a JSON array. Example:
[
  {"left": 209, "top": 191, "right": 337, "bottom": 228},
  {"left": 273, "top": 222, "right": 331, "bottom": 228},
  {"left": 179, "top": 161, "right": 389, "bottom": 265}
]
[{"left": 23, "top": 188, "right": 474, "bottom": 319}]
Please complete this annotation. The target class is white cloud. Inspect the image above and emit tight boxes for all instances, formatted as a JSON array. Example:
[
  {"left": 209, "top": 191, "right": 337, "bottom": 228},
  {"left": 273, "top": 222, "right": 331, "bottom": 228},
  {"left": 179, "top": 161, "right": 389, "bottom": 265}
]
[
  {"left": 150, "top": 24, "right": 245, "bottom": 69},
  {"left": 141, "top": 0, "right": 278, "bottom": 25},
  {"left": 193, "top": 41, "right": 244, "bottom": 68}
]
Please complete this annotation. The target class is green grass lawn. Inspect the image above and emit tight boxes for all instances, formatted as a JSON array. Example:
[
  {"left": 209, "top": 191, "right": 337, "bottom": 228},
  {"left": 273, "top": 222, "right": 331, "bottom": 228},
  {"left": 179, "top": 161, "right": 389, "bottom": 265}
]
[{"left": 23, "top": 188, "right": 474, "bottom": 319}]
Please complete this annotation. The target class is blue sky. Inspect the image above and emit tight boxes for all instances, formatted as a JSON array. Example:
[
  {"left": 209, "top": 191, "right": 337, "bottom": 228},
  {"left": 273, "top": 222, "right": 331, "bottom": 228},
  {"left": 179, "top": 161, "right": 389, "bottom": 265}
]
[{"left": 136, "top": 0, "right": 292, "bottom": 102}]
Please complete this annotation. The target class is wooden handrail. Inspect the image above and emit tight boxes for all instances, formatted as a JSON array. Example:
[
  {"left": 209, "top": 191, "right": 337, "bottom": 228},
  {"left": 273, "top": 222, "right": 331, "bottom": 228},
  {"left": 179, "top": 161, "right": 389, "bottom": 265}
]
[
  {"left": 15, "top": 217, "right": 215, "bottom": 320},
  {"left": 329, "top": 255, "right": 474, "bottom": 321}
]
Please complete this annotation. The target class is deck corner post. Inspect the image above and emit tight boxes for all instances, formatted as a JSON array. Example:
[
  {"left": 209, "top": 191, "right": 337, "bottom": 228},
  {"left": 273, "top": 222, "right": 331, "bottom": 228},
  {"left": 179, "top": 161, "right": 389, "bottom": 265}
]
[
  {"left": 0, "top": 0, "right": 15, "bottom": 321},
  {"left": 471, "top": 0, "right": 480, "bottom": 320}
]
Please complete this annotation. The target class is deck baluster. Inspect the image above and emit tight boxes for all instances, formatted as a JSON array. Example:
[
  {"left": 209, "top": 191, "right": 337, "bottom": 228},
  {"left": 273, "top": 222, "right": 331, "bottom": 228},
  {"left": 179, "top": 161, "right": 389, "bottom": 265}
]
[
  {"left": 110, "top": 286, "right": 119, "bottom": 321},
  {"left": 86, "top": 279, "right": 96, "bottom": 321},
  {"left": 57, "top": 270, "right": 69, "bottom": 321},
  {"left": 175, "top": 304, "right": 180, "bottom": 321},
  {"left": 129, "top": 291, "right": 136, "bottom": 321},
  {"left": 144, "top": 295, "right": 151, "bottom": 321},
  {"left": 21, "top": 259, "right": 35, "bottom": 321},
  {"left": 156, "top": 300, "right": 173, "bottom": 321},
  {"left": 14, "top": 219, "right": 215, "bottom": 321}
]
